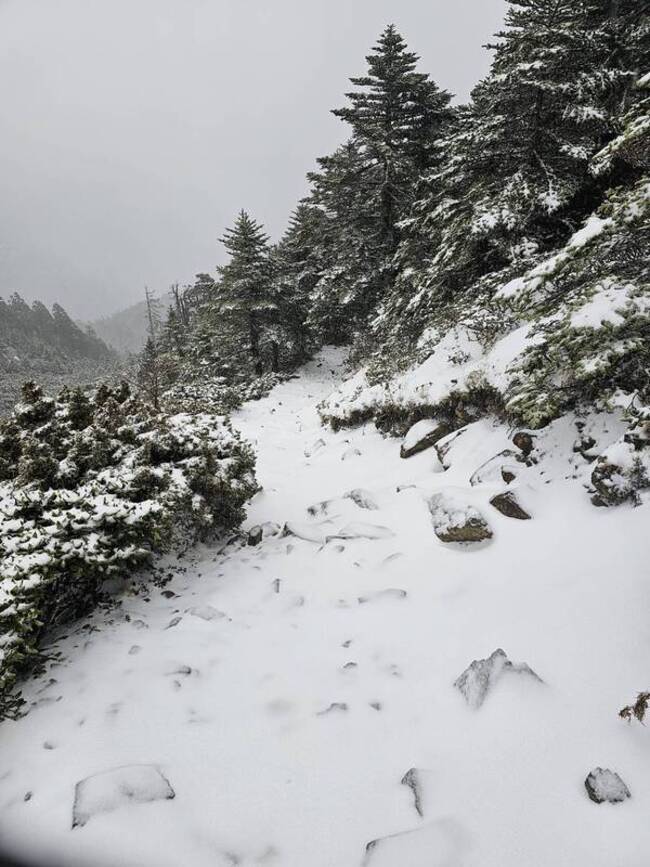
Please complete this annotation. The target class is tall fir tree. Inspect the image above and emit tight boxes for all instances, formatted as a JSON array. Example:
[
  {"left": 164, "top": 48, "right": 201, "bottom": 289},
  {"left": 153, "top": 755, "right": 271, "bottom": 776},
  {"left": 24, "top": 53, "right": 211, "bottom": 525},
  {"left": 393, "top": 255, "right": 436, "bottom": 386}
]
[
  {"left": 306, "top": 26, "right": 452, "bottom": 338},
  {"left": 217, "top": 211, "right": 277, "bottom": 375},
  {"left": 376, "top": 0, "right": 648, "bottom": 354}
]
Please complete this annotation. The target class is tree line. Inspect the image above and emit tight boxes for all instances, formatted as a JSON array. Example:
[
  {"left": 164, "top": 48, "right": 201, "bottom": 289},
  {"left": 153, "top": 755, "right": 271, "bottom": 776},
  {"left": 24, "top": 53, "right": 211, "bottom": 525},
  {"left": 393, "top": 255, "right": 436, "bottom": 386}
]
[{"left": 140, "top": 2, "right": 648, "bottom": 404}]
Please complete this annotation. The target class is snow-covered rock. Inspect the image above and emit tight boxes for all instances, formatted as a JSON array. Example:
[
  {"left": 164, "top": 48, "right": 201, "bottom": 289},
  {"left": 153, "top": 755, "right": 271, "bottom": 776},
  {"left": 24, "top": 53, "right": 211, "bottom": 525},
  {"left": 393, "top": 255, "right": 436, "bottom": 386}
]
[
  {"left": 400, "top": 767, "right": 434, "bottom": 818},
  {"left": 428, "top": 491, "right": 492, "bottom": 544},
  {"left": 454, "top": 648, "right": 542, "bottom": 709},
  {"left": 469, "top": 450, "right": 519, "bottom": 486},
  {"left": 584, "top": 768, "right": 631, "bottom": 804},
  {"left": 72, "top": 765, "right": 175, "bottom": 828},
  {"left": 328, "top": 522, "right": 395, "bottom": 541},
  {"left": 345, "top": 488, "right": 379, "bottom": 510},
  {"left": 282, "top": 521, "right": 330, "bottom": 543},
  {"left": 400, "top": 419, "right": 449, "bottom": 459},
  {"left": 363, "top": 819, "right": 470, "bottom": 866}
]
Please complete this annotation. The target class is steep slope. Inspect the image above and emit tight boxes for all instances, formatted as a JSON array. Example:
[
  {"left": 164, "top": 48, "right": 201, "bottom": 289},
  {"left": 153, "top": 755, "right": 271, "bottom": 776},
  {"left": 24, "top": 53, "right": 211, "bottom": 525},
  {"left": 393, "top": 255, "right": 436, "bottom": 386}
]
[{"left": 0, "top": 348, "right": 648, "bottom": 867}]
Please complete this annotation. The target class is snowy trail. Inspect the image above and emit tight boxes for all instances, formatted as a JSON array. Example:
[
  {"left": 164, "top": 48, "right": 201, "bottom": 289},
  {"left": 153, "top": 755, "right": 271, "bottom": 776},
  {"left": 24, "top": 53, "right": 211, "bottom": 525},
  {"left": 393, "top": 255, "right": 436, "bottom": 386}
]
[{"left": 1, "top": 347, "right": 649, "bottom": 867}]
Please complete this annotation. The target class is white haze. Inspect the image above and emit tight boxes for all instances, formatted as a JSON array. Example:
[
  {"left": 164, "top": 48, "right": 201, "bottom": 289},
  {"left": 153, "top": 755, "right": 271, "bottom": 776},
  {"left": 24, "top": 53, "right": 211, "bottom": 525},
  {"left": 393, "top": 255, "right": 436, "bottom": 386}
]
[{"left": 0, "top": 0, "right": 506, "bottom": 318}]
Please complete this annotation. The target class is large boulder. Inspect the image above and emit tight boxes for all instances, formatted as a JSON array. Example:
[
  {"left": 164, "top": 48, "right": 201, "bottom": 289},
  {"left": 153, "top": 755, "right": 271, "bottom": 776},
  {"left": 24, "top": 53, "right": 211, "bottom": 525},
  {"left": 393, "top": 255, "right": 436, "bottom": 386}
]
[
  {"left": 72, "top": 764, "right": 175, "bottom": 828},
  {"left": 400, "top": 419, "right": 449, "bottom": 459},
  {"left": 428, "top": 491, "right": 492, "bottom": 544},
  {"left": 489, "top": 491, "right": 531, "bottom": 520},
  {"left": 454, "top": 648, "right": 542, "bottom": 709},
  {"left": 584, "top": 768, "right": 631, "bottom": 804}
]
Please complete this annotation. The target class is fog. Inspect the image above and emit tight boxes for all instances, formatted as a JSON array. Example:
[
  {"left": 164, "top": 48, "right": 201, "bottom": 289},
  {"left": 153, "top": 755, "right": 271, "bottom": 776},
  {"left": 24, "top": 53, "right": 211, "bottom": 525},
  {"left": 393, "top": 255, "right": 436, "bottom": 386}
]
[{"left": 0, "top": 0, "right": 506, "bottom": 319}]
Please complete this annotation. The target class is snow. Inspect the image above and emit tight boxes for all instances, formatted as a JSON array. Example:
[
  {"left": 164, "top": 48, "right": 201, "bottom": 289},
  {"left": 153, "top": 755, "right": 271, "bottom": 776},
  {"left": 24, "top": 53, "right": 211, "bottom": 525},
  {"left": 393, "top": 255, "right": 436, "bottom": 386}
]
[{"left": 0, "top": 348, "right": 649, "bottom": 867}]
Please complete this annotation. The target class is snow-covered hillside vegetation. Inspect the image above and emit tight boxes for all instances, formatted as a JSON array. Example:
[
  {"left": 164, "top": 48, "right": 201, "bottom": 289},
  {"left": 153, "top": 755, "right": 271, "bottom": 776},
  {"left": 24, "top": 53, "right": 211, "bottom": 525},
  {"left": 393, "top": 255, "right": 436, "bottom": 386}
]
[
  {"left": 0, "top": 3, "right": 647, "bottom": 865},
  {"left": 0, "top": 349, "right": 648, "bottom": 867}
]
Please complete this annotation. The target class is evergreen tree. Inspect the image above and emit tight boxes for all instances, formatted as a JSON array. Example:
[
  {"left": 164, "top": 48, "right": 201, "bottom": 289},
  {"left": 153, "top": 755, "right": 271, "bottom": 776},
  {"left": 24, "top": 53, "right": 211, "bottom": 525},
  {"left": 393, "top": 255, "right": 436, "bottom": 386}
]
[
  {"left": 378, "top": 0, "right": 648, "bottom": 352},
  {"left": 217, "top": 211, "right": 276, "bottom": 375},
  {"left": 307, "top": 26, "right": 452, "bottom": 337}
]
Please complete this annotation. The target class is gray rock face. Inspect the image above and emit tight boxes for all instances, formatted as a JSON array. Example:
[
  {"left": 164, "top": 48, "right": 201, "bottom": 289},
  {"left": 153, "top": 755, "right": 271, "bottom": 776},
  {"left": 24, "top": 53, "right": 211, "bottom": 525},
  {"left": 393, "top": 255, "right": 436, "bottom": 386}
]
[
  {"left": 585, "top": 768, "right": 631, "bottom": 804},
  {"left": 428, "top": 492, "right": 492, "bottom": 544},
  {"left": 489, "top": 491, "right": 531, "bottom": 520},
  {"left": 400, "top": 419, "right": 449, "bottom": 459},
  {"left": 454, "top": 648, "right": 542, "bottom": 709},
  {"left": 72, "top": 764, "right": 175, "bottom": 828}
]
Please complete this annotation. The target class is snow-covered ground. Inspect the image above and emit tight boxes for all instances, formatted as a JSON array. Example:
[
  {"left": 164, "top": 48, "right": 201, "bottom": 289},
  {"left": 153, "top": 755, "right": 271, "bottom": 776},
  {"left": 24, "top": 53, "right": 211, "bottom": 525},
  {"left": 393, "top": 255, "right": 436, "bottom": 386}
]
[{"left": 1, "top": 347, "right": 649, "bottom": 867}]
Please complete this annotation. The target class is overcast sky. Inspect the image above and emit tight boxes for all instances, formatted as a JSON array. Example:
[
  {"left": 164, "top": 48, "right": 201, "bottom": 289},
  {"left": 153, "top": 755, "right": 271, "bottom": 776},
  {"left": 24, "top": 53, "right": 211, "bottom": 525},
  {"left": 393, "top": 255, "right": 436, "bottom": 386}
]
[{"left": 0, "top": 0, "right": 506, "bottom": 319}]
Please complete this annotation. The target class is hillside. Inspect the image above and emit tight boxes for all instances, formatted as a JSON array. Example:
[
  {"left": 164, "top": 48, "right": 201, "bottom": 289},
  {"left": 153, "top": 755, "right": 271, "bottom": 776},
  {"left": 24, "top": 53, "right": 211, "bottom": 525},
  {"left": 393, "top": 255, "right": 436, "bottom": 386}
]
[
  {"left": 89, "top": 291, "right": 173, "bottom": 356},
  {"left": 0, "top": 348, "right": 648, "bottom": 867},
  {"left": 0, "top": 293, "right": 119, "bottom": 414},
  {"left": 0, "top": 4, "right": 647, "bottom": 867}
]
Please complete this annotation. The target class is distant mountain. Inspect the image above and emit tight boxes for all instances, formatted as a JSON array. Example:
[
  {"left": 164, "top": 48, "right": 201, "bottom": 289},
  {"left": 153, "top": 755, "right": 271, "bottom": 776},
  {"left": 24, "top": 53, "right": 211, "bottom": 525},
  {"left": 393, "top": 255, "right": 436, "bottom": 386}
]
[
  {"left": 0, "top": 292, "right": 119, "bottom": 415},
  {"left": 0, "top": 292, "right": 114, "bottom": 373},
  {"left": 89, "top": 291, "right": 173, "bottom": 355}
]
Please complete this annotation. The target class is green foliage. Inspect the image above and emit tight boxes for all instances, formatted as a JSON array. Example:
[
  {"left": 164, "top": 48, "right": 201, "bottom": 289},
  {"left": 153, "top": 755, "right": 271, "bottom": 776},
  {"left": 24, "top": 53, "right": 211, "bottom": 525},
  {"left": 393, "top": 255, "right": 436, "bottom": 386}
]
[{"left": 0, "top": 380, "right": 257, "bottom": 718}]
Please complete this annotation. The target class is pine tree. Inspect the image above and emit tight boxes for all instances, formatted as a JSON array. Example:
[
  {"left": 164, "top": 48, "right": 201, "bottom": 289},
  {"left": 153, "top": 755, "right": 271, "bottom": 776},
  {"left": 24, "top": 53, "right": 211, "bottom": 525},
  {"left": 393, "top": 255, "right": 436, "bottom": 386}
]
[
  {"left": 378, "top": 0, "right": 648, "bottom": 353},
  {"left": 218, "top": 211, "right": 276, "bottom": 375},
  {"left": 138, "top": 337, "right": 161, "bottom": 409},
  {"left": 307, "top": 26, "right": 452, "bottom": 338}
]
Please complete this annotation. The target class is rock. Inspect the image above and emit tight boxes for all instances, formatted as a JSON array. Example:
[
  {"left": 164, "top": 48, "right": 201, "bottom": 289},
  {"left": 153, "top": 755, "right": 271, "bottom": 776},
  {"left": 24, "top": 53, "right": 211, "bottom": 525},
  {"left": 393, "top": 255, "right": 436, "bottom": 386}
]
[
  {"left": 327, "top": 522, "right": 395, "bottom": 541},
  {"left": 317, "top": 702, "right": 348, "bottom": 716},
  {"left": 584, "top": 768, "right": 631, "bottom": 804},
  {"left": 363, "top": 819, "right": 469, "bottom": 866},
  {"left": 247, "top": 525, "right": 264, "bottom": 546},
  {"left": 434, "top": 428, "right": 466, "bottom": 469},
  {"left": 590, "top": 439, "right": 648, "bottom": 506},
  {"left": 401, "top": 768, "right": 426, "bottom": 817},
  {"left": 161, "top": 589, "right": 177, "bottom": 599},
  {"left": 454, "top": 648, "right": 542, "bottom": 709},
  {"left": 469, "top": 450, "right": 519, "bottom": 486},
  {"left": 307, "top": 499, "right": 335, "bottom": 516},
  {"left": 573, "top": 435, "right": 598, "bottom": 462},
  {"left": 400, "top": 419, "right": 449, "bottom": 459},
  {"left": 165, "top": 616, "right": 182, "bottom": 629},
  {"left": 489, "top": 491, "right": 531, "bottom": 520},
  {"left": 304, "top": 438, "right": 326, "bottom": 458},
  {"left": 345, "top": 489, "right": 379, "bottom": 510},
  {"left": 282, "top": 521, "right": 329, "bottom": 543},
  {"left": 358, "top": 588, "right": 407, "bottom": 604},
  {"left": 513, "top": 431, "right": 535, "bottom": 457},
  {"left": 428, "top": 491, "right": 492, "bottom": 544},
  {"left": 72, "top": 764, "right": 175, "bottom": 828},
  {"left": 341, "top": 447, "right": 362, "bottom": 461},
  {"left": 188, "top": 605, "right": 226, "bottom": 622}
]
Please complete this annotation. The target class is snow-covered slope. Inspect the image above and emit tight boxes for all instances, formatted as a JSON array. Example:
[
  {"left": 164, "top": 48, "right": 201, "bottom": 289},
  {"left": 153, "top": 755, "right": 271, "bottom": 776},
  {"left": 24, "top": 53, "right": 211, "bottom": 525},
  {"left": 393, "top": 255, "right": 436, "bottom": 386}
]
[{"left": 0, "top": 348, "right": 648, "bottom": 867}]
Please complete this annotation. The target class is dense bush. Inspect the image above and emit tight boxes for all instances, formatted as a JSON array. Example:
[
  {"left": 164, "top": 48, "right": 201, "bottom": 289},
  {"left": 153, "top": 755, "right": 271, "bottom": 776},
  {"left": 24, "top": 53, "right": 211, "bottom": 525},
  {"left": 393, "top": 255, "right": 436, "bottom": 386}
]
[{"left": 0, "top": 381, "right": 257, "bottom": 717}]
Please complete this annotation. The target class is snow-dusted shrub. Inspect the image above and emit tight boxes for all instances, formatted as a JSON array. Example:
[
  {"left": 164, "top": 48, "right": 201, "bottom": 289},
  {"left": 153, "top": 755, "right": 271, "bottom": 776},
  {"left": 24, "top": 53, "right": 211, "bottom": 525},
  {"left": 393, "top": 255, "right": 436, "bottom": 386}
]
[
  {"left": 162, "top": 372, "right": 287, "bottom": 415},
  {"left": 0, "top": 381, "right": 257, "bottom": 717}
]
